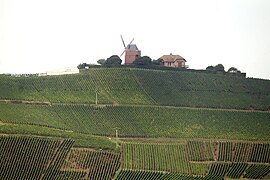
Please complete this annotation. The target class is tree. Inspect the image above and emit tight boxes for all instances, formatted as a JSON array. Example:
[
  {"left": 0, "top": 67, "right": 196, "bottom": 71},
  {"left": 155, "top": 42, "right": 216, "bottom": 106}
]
[
  {"left": 215, "top": 64, "right": 225, "bottom": 72},
  {"left": 77, "top": 63, "right": 90, "bottom": 69},
  {"left": 105, "top": 55, "right": 122, "bottom": 65},
  {"left": 77, "top": 64, "right": 83, "bottom": 69},
  {"left": 133, "top": 56, "right": 152, "bottom": 66},
  {"left": 206, "top": 66, "right": 215, "bottom": 71},
  {"left": 97, "top": 59, "right": 106, "bottom": 65},
  {"left": 228, "top": 67, "right": 241, "bottom": 73},
  {"left": 206, "top": 64, "right": 225, "bottom": 72},
  {"left": 152, "top": 58, "right": 164, "bottom": 65}
]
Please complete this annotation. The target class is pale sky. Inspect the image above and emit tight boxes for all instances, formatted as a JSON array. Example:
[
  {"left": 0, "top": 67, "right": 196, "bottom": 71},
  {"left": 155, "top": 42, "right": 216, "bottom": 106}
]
[{"left": 0, "top": 0, "right": 270, "bottom": 79}]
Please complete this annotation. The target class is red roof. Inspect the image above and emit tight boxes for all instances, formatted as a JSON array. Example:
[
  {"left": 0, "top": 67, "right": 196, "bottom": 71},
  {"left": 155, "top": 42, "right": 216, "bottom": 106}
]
[{"left": 160, "top": 54, "right": 186, "bottom": 62}]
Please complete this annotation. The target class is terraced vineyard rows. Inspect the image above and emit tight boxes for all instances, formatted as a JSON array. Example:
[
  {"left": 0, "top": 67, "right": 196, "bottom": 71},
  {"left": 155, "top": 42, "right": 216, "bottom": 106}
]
[
  {"left": 226, "top": 163, "right": 248, "bottom": 178},
  {"left": 0, "top": 136, "right": 269, "bottom": 179},
  {"left": 120, "top": 141, "right": 270, "bottom": 179},
  {"left": 115, "top": 169, "right": 205, "bottom": 180},
  {"left": 0, "top": 73, "right": 111, "bottom": 104},
  {"left": 62, "top": 148, "right": 121, "bottom": 179},
  {"left": 122, "top": 142, "right": 211, "bottom": 176},
  {"left": 115, "top": 164, "right": 270, "bottom": 179},
  {"left": 115, "top": 170, "right": 165, "bottom": 180},
  {"left": 0, "top": 135, "right": 121, "bottom": 180},
  {"left": 0, "top": 136, "right": 61, "bottom": 179},
  {"left": 243, "top": 164, "right": 270, "bottom": 179},
  {"left": 1, "top": 67, "right": 270, "bottom": 179},
  {"left": 218, "top": 142, "right": 233, "bottom": 161},
  {"left": 204, "top": 163, "right": 270, "bottom": 179},
  {"left": 187, "top": 141, "right": 215, "bottom": 161},
  {"left": 217, "top": 141, "right": 270, "bottom": 163},
  {"left": 49, "top": 171, "right": 86, "bottom": 180},
  {"left": 122, "top": 142, "right": 191, "bottom": 173},
  {"left": 205, "top": 163, "right": 231, "bottom": 179},
  {"left": 43, "top": 139, "right": 75, "bottom": 179},
  {"left": 130, "top": 68, "right": 270, "bottom": 109},
  {"left": 1, "top": 103, "right": 269, "bottom": 140},
  {"left": 1, "top": 67, "right": 270, "bottom": 109},
  {"left": 89, "top": 68, "right": 154, "bottom": 105}
]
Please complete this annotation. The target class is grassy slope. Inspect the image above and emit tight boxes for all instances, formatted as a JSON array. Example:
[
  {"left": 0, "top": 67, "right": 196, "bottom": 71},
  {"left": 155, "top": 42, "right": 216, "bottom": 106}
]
[
  {"left": 1, "top": 68, "right": 270, "bottom": 109},
  {"left": 131, "top": 68, "right": 270, "bottom": 109},
  {"left": 1, "top": 103, "right": 269, "bottom": 140},
  {"left": 0, "top": 73, "right": 111, "bottom": 104},
  {"left": 0, "top": 68, "right": 154, "bottom": 105}
]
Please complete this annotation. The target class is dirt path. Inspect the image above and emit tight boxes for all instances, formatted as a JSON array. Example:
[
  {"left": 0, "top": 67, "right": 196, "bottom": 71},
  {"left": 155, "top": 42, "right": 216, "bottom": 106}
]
[
  {"left": 119, "top": 103, "right": 270, "bottom": 113},
  {"left": 2, "top": 98, "right": 269, "bottom": 113},
  {"left": 0, "top": 99, "right": 51, "bottom": 106},
  {"left": 118, "top": 137, "right": 270, "bottom": 144}
]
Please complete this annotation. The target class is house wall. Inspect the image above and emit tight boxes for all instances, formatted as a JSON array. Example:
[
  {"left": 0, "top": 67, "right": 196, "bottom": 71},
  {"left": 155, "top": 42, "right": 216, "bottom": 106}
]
[
  {"left": 175, "top": 60, "right": 185, "bottom": 68},
  {"left": 164, "top": 62, "right": 174, "bottom": 67},
  {"left": 163, "top": 60, "right": 185, "bottom": 68}
]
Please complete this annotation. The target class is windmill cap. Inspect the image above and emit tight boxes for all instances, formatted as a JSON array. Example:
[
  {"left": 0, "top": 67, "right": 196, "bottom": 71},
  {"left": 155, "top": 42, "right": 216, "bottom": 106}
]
[{"left": 127, "top": 44, "right": 139, "bottom": 50}]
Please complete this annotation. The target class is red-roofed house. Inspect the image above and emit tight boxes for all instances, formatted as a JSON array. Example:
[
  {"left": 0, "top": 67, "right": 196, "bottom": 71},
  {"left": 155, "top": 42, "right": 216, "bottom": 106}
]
[{"left": 160, "top": 53, "right": 187, "bottom": 68}]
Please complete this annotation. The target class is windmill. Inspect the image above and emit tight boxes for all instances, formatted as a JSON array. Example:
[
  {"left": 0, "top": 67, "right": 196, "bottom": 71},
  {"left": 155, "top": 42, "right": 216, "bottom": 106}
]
[{"left": 120, "top": 35, "right": 141, "bottom": 64}]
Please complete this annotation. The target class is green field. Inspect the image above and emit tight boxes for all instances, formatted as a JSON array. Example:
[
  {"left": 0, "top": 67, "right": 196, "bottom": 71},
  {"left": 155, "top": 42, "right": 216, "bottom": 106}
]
[
  {"left": 0, "top": 67, "right": 270, "bottom": 179},
  {"left": 0, "top": 103, "right": 269, "bottom": 140},
  {"left": 1, "top": 68, "right": 270, "bottom": 109}
]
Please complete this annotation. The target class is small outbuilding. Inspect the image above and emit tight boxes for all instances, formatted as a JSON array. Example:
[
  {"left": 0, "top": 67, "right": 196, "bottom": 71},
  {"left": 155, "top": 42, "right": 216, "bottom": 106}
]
[{"left": 46, "top": 67, "right": 79, "bottom": 76}]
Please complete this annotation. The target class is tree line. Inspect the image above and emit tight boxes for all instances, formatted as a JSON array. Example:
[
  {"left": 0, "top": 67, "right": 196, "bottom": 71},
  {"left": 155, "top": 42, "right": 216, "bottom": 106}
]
[
  {"left": 78, "top": 55, "right": 241, "bottom": 74},
  {"left": 206, "top": 64, "right": 242, "bottom": 74},
  {"left": 77, "top": 55, "right": 163, "bottom": 69}
]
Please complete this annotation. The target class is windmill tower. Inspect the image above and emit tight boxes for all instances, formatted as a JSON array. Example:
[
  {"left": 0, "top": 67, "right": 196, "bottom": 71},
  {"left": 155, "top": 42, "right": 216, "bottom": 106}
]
[{"left": 120, "top": 35, "right": 141, "bottom": 64}]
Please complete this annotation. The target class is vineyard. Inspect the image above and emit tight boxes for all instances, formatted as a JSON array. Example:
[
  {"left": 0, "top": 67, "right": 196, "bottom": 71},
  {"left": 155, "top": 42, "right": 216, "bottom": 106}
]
[
  {"left": 1, "top": 68, "right": 270, "bottom": 109},
  {"left": 0, "top": 103, "right": 269, "bottom": 140},
  {"left": 1, "top": 136, "right": 269, "bottom": 179},
  {"left": 0, "top": 136, "right": 61, "bottom": 179},
  {"left": 130, "top": 68, "right": 270, "bottom": 109},
  {"left": 218, "top": 141, "right": 270, "bottom": 163},
  {"left": 121, "top": 142, "right": 192, "bottom": 173},
  {"left": 62, "top": 148, "right": 121, "bottom": 179},
  {"left": 0, "top": 136, "right": 121, "bottom": 179},
  {"left": 120, "top": 141, "right": 270, "bottom": 179},
  {"left": 0, "top": 67, "right": 270, "bottom": 179}
]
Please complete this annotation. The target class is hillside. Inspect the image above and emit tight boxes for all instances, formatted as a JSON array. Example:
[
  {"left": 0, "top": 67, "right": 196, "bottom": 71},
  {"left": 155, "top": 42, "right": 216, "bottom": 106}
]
[
  {"left": 1, "top": 68, "right": 270, "bottom": 109},
  {"left": 0, "top": 103, "right": 269, "bottom": 140},
  {"left": 0, "top": 67, "right": 270, "bottom": 179}
]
